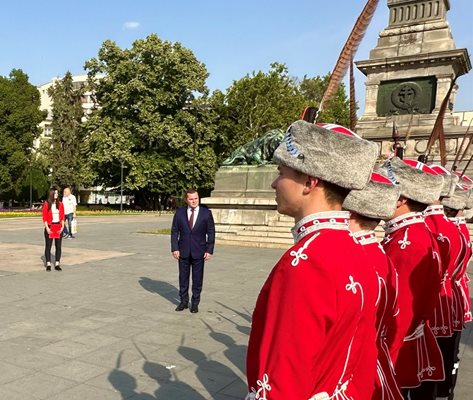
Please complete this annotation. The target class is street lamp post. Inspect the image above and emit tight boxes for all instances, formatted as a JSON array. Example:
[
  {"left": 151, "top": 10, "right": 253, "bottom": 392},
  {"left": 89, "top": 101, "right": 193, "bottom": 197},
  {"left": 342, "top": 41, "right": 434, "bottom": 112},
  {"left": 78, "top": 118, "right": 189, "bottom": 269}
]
[
  {"left": 29, "top": 168, "right": 32, "bottom": 209},
  {"left": 120, "top": 160, "right": 124, "bottom": 212}
]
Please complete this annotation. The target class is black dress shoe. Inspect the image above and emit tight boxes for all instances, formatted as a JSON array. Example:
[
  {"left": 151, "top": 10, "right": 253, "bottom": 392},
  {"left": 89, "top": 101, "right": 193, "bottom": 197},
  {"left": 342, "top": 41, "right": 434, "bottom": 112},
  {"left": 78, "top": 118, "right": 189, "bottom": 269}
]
[
  {"left": 190, "top": 304, "right": 199, "bottom": 313},
  {"left": 175, "top": 302, "right": 188, "bottom": 311}
]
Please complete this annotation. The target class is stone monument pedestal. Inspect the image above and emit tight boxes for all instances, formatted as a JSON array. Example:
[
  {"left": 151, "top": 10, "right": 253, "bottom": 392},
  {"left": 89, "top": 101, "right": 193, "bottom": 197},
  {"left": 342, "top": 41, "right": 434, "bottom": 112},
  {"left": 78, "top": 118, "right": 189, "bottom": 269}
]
[{"left": 201, "top": 166, "right": 293, "bottom": 249}]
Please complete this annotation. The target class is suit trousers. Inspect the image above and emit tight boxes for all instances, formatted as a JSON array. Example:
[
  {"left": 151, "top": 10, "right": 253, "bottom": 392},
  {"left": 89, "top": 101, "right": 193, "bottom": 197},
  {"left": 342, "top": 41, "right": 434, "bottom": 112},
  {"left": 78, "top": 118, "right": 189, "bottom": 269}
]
[{"left": 178, "top": 255, "right": 205, "bottom": 305}]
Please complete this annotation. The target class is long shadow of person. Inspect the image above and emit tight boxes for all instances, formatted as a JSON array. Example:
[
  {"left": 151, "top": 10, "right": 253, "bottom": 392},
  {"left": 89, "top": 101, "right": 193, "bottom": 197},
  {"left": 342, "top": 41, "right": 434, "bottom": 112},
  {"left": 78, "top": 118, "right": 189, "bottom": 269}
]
[
  {"left": 215, "top": 311, "right": 251, "bottom": 336},
  {"left": 177, "top": 338, "right": 246, "bottom": 398},
  {"left": 215, "top": 301, "right": 252, "bottom": 323},
  {"left": 139, "top": 277, "right": 180, "bottom": 306},
  {"left": 215, "top": 301, "right": 252, "bottom": 336},
  {"left": 143, "top": 360, "right": 207, "bottom": 400},
  {"left": 202, "top": 320, "right": 247, "bottom": 375},
  {"left": 108, "top": 351, "right": 155, "bottom": 399}
]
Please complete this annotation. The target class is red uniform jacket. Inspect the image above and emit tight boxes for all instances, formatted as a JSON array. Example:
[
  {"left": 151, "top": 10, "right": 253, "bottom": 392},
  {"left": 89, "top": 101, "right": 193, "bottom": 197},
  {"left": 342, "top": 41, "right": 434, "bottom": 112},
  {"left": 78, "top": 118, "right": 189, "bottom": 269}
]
[
  {"left": 457, "top": 217, "right": 472, "bottom": 325},
  {"left": 355, "top": 231, "right": 402, "bottom": 400},
  {"left": 42, "top": 201, "right": 65, "bottom": 224},
  {"left": 382, "top": 212, "right": 444, "bottom": 388},
  {"left": 246, "top": 212, "right": 378, "bottom": 400},
  {"left": 424, "top": 205, "right": 463, "bottom": 337}
]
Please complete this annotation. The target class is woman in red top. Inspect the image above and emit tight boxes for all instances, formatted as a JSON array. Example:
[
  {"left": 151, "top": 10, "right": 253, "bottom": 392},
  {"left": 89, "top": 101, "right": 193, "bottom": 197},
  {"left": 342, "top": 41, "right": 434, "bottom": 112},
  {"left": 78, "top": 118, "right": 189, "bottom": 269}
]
[{"left": 41, "top": 187, "right": 65, "bottom": 271}]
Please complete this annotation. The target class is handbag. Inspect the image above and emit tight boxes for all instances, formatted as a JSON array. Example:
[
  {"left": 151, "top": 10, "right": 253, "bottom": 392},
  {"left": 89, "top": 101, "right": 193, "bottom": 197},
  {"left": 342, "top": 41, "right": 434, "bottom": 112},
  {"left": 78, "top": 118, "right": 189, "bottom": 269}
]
[{"left": 71, "top": 218, "right": 78, "bottom": 234}]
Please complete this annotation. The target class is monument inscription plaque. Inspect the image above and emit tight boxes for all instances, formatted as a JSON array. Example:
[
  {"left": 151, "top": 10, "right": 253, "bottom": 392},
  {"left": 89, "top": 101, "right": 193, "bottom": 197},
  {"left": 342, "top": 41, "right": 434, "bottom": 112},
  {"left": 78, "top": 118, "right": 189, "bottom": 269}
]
[{"left": 377, "top": 76, "right": 437, "bottom": 116}]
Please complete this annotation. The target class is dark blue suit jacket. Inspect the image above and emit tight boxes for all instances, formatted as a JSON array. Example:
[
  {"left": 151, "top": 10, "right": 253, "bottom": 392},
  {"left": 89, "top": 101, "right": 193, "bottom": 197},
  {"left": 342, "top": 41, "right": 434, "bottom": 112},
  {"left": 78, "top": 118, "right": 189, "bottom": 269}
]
[{"left": 171, "top": 206, "right": 215, "bottom": 259}]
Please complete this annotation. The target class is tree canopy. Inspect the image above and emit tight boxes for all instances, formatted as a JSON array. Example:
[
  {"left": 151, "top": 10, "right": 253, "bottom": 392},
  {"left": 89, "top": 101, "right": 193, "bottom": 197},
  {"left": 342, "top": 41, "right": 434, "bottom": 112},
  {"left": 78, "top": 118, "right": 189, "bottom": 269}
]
[
  {"left": 44, "top": 71, "right": 86, "bottom": 191},
  {"left": 84, "top": 34, "right": 217, "bottom": 208},
  {"left": 0, "top": 69, "right": 44, "bottom": 200},
  {"left": 210, "top": 64, "right": 351, "bottom": 163}
]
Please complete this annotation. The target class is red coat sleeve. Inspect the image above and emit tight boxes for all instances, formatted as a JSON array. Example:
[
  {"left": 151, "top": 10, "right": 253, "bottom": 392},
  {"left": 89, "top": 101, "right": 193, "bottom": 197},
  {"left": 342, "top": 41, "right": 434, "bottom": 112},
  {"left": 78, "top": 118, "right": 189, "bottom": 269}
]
[
  {"left": 42, "top": 202, "right": 49, "bottom": 223},
  {"left": 247, "top": 251, "right": 337, "bottom": 399},
  {"left": 385, "top": 240, "right": 441, "bottom": 363}
]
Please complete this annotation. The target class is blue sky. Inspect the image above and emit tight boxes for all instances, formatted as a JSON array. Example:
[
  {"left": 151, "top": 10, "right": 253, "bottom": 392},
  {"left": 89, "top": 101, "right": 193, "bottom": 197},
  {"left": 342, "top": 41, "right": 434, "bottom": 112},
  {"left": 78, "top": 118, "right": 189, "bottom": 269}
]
[{"left": 1, "top": 0, "right": 472, "bottom": 113}]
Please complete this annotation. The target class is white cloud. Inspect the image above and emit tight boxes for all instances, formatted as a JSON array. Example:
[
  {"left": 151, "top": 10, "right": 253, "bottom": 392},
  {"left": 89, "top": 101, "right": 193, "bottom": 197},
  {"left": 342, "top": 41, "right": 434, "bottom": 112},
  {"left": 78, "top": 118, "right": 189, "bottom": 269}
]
[{"left": 124, "top": 21, "right": 140, "bottom": 29}]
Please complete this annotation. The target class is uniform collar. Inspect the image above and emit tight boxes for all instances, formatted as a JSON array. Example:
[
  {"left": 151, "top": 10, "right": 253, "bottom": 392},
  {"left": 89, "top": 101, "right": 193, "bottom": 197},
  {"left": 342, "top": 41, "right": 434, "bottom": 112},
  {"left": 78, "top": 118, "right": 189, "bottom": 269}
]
[
  {"left": 385, "top": 212, "right": 424, "bottom": 234},
  {"left": 292, "top": 211, "right": 350, "bottom": 243},
  {"left": 424, "top": 205, "right": 444, "bottom": 216},
  {"left": 353, "top": 230, "right": 378, "bottom": 245}
]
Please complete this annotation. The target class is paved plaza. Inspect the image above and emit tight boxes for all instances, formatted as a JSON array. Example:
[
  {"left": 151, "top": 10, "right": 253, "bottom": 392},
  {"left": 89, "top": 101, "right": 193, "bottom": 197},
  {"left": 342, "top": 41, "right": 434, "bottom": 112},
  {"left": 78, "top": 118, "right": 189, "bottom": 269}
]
[{"left": 0, "top": 214, "right": 471, "bottom": 399}]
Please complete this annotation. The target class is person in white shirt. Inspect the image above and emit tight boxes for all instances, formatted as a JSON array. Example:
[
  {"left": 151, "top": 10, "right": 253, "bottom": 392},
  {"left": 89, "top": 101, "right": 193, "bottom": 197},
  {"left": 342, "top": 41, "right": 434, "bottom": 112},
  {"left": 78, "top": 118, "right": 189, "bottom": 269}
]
[{"left": 62, "top": 187, "right": 77, "bottom": 238}]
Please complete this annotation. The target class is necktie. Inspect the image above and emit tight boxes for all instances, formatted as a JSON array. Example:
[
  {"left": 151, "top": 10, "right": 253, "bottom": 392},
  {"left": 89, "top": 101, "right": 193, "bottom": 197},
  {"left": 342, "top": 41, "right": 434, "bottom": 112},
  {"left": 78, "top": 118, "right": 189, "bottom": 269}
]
[{"left": 189, "top": 208, "right": 194, "bottom": 229}]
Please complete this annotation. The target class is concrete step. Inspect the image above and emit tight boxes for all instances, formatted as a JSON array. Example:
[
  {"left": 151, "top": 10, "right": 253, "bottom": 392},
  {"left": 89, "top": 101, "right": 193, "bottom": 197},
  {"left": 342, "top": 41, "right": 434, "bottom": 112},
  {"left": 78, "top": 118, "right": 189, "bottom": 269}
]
[
  {"left": 217, "top": 233, "right": 293, "bottom": 245},
  {"left": 217, "top": 238, "right": 289, "bottom": 249},
  {"left": 239, "top": 225, "right": 290, "bottom": 233}
]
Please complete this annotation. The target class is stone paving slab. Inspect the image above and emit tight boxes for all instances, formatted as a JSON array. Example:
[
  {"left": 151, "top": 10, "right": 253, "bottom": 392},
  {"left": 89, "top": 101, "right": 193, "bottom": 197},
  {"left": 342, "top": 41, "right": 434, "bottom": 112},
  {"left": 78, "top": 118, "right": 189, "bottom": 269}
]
[{"left": 0, "top": 214, "right": 471, "bottom": 399}]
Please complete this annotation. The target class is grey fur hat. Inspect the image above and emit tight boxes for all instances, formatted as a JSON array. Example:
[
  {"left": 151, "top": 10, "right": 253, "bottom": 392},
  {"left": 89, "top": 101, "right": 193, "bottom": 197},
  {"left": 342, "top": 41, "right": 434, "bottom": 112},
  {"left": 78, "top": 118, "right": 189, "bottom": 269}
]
[
  {"left": 343, "top": 171, "right": 401, "bottom": 220},
  {"left": 273, "top": 121, "right": 379, "bottom": 190},
  {"left": 441, "top": 187, "right": 469, "bottom": 210},
  {"left": 429, "top": 165, "right": 459, "bottom": 198},
  {"left": 382, "top": 157, "right": 444, "bottom": 205},
  {"left": 465, "top": 192, "right": 473, "bottom": 210},
  {"left": 456, "top": 174, "right": 473, "bottom": 209}
]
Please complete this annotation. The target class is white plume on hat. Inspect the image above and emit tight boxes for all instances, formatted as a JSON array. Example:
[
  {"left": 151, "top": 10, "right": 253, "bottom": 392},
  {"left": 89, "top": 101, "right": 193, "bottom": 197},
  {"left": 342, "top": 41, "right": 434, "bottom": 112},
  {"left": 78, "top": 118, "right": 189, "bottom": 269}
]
[{"left": 273, "top": 121, "right": 379, "bottom": 190}]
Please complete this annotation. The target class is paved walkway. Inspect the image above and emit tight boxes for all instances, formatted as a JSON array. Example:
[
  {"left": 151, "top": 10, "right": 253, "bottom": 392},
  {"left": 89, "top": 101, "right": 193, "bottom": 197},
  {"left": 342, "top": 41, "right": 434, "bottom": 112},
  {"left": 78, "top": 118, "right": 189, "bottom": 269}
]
[{"left": 0, "top": 215, "right": 471, "bottom": 399}]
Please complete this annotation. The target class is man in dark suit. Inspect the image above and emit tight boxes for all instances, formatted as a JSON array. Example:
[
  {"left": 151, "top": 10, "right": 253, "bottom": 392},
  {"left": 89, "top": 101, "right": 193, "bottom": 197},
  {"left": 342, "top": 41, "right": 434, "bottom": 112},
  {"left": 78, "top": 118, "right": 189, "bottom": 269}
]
[{"left": 171, "top": 189, "right": 215, "bottom": 313}]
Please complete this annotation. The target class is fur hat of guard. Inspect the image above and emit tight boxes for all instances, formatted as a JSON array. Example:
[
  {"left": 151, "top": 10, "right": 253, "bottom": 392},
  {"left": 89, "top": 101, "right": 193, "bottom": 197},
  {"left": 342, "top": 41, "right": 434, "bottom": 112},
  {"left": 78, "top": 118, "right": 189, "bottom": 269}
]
[
  {"left": 456, "top": 174, "right": 473, "bottom": 209},
  {"left": 273, "top": 121, "right": 379, "bottom": 190},
  {"left": 343, "top": 171, "right": 401, "bottom": 220},
  {"left": 441, "top": 185, "right": 470, "bottom": 210},
  {"left": 380, "top": 157, "right": 444, "bottom": 205},
  {"left": 429, "top": 165, "right": 459, "bottom": 198}
]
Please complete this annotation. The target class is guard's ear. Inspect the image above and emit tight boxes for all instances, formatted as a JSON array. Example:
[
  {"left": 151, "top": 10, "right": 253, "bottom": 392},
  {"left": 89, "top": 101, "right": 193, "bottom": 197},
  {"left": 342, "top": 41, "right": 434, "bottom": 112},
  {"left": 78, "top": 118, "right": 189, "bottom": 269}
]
[
  {"left": 397, "top": 196, "right": 408, "bottom": 208},
  {"left": 304, "top": 175, "right": 319, "bottom": 193}
]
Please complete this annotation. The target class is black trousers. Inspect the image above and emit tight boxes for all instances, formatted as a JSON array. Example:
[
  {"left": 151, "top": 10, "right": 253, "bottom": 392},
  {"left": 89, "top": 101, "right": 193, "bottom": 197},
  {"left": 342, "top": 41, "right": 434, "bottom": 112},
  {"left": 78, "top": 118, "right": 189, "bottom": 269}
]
[
  {"left": 436, "top": 333, "right": 460, "bottom": 398},
  {"left": 178, "top": 255, "right": 204, "bottom": 305},
  {"left": 44, "top": 228, "right": 62, "bottom": 263},
  {"left": 402, "top": 381, "right": 437, "bottom": 400}
]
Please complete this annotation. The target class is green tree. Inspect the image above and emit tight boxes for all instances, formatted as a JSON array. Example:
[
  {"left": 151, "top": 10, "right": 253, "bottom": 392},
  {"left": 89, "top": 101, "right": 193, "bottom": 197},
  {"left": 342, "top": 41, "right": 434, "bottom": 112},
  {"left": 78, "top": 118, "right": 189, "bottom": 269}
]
[
  {"left": 84, "top": 34, "right": 215, "bottom": 209},
  {"left": 0, "top": 69, "right": 44, "bottom": 201},
  {"left": 210, "top": 65, "right": 350, "bottom": 164},
  {"left": 298, "top": 74, "right": 350, "bottom": 127},
  {"left": 45, "top": 72, "right": 86, "bottom": 191}
]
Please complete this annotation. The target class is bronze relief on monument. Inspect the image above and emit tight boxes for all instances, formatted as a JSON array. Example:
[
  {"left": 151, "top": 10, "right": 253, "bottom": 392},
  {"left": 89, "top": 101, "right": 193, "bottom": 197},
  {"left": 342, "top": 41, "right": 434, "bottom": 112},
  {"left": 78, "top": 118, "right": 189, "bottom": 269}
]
[{"left": 376, "top": 76, "right": 437, "bottom": 116}]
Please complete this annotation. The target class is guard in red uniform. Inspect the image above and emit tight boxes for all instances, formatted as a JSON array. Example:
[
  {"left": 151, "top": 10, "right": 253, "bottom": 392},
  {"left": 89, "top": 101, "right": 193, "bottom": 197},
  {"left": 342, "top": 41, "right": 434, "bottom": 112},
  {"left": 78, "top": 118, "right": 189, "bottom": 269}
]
[
  {"left": 455, "top": 174, "right": 473, "bottom": 327},
  {"left": 422, "top": 166, "right": 462, "bottom": 400},
  {"left": 246, "top": 121, "right": 380, "bottom": 400},
  {"left": 343, "top": 171, "right": 403, "bottom": 400},
  {"left": 380, "top": 157, "right": 445, "bottom": 400},
  {"left": 438, "top": 183, "right": 470, "bottom": 399}
]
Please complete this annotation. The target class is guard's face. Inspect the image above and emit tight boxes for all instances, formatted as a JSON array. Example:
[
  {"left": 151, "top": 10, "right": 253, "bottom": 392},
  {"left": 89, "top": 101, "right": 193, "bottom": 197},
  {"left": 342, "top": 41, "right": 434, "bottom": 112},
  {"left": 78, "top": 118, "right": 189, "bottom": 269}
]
[
  {"left": 185, "top": 192, "right": 200, "bottom": 209},
  {"left": 271, "top": 164, "right": 306, "bottom": 218}
]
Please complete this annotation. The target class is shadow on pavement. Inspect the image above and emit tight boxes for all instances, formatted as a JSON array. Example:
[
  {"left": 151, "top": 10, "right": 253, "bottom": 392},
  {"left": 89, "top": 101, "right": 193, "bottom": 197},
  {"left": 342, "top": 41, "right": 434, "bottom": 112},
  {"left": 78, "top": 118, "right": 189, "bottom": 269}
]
[
  {"left": 139, "top": 277, "right": 180, "bottom": 306},
  {"left": 215, "top": 301, "right": 252, "bottom": 336},
  {"left": 202, "top": 320, "right": 247, "bottom": 375},
  {"left": 109, "top": 345, "right": 208, "bottom": 399},
  {"left": 143, "top": 360, "right": 207, "bottom": 399},
  {"left": 108, "top": 351, "right": 155, "bottom": 399},
  {"left": 178, "top": 342, "right": 246, "bottom": 398}
]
